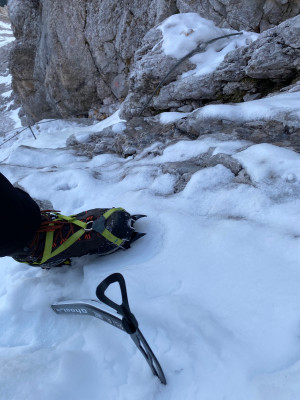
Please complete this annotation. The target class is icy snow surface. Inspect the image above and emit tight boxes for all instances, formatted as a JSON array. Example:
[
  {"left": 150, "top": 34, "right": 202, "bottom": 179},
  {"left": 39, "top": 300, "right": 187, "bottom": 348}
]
[
  {"left": 1, "top": 114, "right": 300, "bottom": 400},
  {"left": 194, "top": 92, "right": 300, "bottom": 121},
  {"left": 0, "top": 13, "right": 300, "bottom": 400}
]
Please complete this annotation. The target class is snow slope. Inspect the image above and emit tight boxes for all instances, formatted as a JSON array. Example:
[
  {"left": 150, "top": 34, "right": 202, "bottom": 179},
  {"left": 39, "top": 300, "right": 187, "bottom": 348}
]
[{"left": 0, "top": 13, "right": 300, "bottom": 400}]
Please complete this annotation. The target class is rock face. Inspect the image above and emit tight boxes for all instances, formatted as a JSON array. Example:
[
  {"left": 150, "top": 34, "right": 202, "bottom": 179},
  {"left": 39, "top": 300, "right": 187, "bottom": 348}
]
[
  {"left": 176, "top": 101, "right": 300, "bottom": 153},
  {"left": 8, "top": 0, "right": 300, "bottom": 122},
  {"left": 121, "top": 15, "right": 300, "bottom": 118},
  {"left": 176, "top": 0, "right": 300, "bottom": 32},
  {"left": 0, "top": 6, "right": 17, "bottom": 133},
  {"left": 8, "top": 0, "right": 178, "bottom": 122}
]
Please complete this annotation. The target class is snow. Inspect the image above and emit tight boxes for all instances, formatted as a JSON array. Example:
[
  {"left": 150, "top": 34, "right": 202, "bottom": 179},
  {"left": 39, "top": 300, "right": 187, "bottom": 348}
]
[
  {"left": 159, "top": 91, "right": 300, "bottom": 148},
  {"left": 112, "top": 122, "right": 127, "bottom": 134},
  {"left": 63, "top": 111, "right": 126, "bottom": 144},
  {"left": 0, "top": 20, "right": 11, "bottom": 30},
  {"left": 6, "top": 106, "right": 22, "bottom": 128},
  {"left": 149, "top": 137, "right": 250, "bottom": 163},
  {"left": 1, "top": 89, "right": 12, "bottom": 98},
  {"left": 0, "top": 74, "right": 12, "bottom": 85},
  {"left": 160, "top": 111, "right": 189, "bottom": 124},
  {"left": 1, "top": 118, "right": 300, "bottom": 400},
  {"left": 196, "top": 91, "right": 300, "bottom": 121},
  {"left": 0, "top": 35, "right": 14, "bottom": 46},
  {"left": 90, "top": 111, "right": 125, "bottom": 133},
  {"left": 0, "top": 13, "right": 300, "bottom": 400},
  {"left": 158, "top": 13, "right": 259, "bottom": 77},
  {"left": 233, "top": 144, "right": 300, "bottom": 183},
  {"left": 0, "top": 18, "right": 14, "bottom": 48}
]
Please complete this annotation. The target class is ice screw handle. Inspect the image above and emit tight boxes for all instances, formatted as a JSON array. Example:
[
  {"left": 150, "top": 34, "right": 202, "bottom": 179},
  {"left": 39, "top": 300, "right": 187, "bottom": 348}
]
[{"left": 96, "top": 273, "right": 138, "bottom": 334}]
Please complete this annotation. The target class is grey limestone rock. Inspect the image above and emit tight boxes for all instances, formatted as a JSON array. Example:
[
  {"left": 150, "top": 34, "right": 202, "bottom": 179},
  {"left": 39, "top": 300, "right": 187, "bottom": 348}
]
[
  {"left": 68, "top": 116, "right": 188, "bottom": 159},
  {"left": 0, "top": 8, "right": 17, "bottom": 133},
  {"left": 8, "top": 0, "right": 178, "bottom": 122},
  {"left": 176, "top": 106, "right": 300, "bottom": 152},
  {"left": 176, "top": 0, "right": 300, "bottom": 32},
  {"left": 120, "top": 27, "right": 198, "bottom": 118},
  {"left": 169, "top": 149, "right": 248, "bottom": 192},
  {"left": 67, "top": 116, "right": 250, "bottom": 193},
  {"left": 121, "top": 14, "right": 300, "bottom": 119},
  {"left": 8, "top": 0, "right": 300, "bottom": 122}
]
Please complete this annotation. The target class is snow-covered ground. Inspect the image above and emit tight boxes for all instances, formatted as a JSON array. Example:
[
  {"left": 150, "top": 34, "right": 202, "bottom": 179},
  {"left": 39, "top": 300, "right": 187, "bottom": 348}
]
[{"left": 1, "top": 12, "right": 300, "bottom": 400}]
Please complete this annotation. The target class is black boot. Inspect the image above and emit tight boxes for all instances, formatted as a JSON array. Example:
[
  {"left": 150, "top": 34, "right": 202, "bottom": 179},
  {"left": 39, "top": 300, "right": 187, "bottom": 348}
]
[{"left": 13, "top": 208, "right": 146, "bottom": 268}]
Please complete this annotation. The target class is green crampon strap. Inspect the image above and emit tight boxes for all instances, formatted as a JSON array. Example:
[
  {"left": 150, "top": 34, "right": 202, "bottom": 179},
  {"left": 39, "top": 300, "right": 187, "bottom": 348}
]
[
  {"left": 32, "top": 208, "right": 125, "bottom": 265},
  {"left": 100, "top": 208, "right": 125, "bottom": 247}
]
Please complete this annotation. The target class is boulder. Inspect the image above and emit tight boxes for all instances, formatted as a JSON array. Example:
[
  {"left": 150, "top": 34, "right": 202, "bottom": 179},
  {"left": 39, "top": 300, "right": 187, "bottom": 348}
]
[{"left": 121, "top": 14, "right": 300, "bottom": 118}]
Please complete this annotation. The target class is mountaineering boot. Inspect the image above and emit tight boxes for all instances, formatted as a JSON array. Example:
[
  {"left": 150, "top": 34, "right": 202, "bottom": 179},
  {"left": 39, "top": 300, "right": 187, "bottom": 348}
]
[{"left": 12, "top": 208, "right": 146, "bottom": 268}]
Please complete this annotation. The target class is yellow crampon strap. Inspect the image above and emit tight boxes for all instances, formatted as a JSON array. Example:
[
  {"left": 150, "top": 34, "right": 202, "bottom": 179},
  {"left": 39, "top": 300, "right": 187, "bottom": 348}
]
[
  {"left": 32, "top": 208, "right": 125, "bottom": 265},
  {"left": 99, "top": 208, "right": 125, "bottom": 246}
]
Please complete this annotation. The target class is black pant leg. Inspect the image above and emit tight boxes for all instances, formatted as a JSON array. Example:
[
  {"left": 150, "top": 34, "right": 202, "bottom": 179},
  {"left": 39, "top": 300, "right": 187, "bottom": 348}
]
[{"left": 0, "top": 172, "right": 42, "bottom": 256}]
